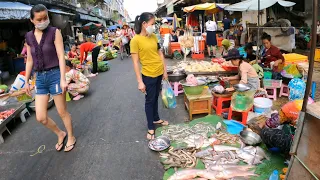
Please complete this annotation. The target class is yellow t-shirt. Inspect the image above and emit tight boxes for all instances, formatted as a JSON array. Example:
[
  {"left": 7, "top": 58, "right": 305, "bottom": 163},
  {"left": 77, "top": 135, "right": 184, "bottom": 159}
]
[{"left": 130, "top": 34, "right": 164, "bottom": 77}]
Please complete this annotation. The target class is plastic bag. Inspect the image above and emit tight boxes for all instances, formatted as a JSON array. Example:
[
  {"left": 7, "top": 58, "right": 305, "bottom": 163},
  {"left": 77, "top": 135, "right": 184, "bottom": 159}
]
[
  {"left": 161, "top": 80, "right": 177, "bottom": 109},
  {"left": 284, "top": 64, "right": 302, "bottom": 78},
  {"left": 288, "top": 78, "right": 306, "bottom": 101},
  {"left": 122, "top": 37, "right": 129, "bottom": 45},
  {"left": 231, "top": 90, "right": 255, "bottom": 112}
]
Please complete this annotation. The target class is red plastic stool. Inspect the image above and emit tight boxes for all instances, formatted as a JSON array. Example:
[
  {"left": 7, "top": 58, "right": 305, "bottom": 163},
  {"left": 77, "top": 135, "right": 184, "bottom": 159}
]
[
  {"left": 227, "top": 106, "right": 253, "bottom": 125},
  {"left": 212, "top": 92, "right": 232, "bottom": 116},
  {"left": 279, "top": 84, "right": 289, "bottom": 97}
]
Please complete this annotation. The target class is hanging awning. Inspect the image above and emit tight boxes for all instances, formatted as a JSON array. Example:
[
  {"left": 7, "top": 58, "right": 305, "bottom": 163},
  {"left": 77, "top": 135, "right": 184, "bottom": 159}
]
[
  {"left": 0, "top": 2, "right": 32, "bottom": 20},
  {"left": 183, "top": 2, "right": 229, "bottom": 13},
  {"left": 225, "top": 0, "right": 296, "bottom": 12},
  {"left": 49, "top": 9, "right": 75, "bottom": 16},
  {"left": 79, "top": 13, "right": 106, "bottom": 27}
]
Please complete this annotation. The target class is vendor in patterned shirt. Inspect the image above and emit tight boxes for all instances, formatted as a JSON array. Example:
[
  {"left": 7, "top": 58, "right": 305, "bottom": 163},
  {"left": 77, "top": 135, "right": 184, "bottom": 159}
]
[{"left": 65, "top": 60, "right": 90, "bottom": 101}]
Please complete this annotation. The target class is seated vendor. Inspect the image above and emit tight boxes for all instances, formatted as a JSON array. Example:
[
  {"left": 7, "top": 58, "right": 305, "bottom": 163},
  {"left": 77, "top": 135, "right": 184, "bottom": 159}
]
[
  {"left": 221, "top": 39, "right": 233, "bottom": 57},
  {"left": 68, "top": 44, "right": 79, "bottom": 61},
  {"left": 244, "top": 43, "right": 257, "bottom": 62},
  {"left": 223, "top": 49, "right": 260, "bottom": 91},
  {"left": 261, "top": 33, "right": 284, "bottom": 72},
  {"left": 65, "top": 60, "right": 90, "bottom": 101}
]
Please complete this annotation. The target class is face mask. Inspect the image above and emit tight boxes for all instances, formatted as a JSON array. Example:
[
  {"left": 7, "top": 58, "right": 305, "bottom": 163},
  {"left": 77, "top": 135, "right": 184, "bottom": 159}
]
[
  {"left": 145, "top": 25, "right": 155, "bottom": 35},
  {"left": 35, "top": 19, "right": 50, "bottom": 31}
]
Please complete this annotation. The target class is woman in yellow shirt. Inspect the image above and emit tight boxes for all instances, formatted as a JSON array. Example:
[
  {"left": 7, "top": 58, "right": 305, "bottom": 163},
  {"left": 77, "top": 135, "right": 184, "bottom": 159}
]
[{"left": 130, "top": 12, "right": 168, "bottom": 140}]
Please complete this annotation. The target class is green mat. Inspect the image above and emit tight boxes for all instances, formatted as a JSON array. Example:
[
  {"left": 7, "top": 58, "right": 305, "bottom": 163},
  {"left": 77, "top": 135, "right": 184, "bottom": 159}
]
[{"left": 156, "top": 115, "right": 286, "bottom": 180}]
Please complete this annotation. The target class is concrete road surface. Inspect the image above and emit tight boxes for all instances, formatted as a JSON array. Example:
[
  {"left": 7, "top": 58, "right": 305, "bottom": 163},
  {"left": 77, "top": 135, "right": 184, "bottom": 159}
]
[{"left": 0, "top": 57, "right": 189, "bottom": 180}]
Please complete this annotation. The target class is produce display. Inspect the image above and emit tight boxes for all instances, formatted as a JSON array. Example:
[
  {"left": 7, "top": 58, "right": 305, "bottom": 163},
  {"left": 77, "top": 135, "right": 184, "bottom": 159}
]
[
  {"left": 0, "top": 109, "right": 15, "bottom": 123},
  {"left": 179, "top": 29, "right": 194, "bottom": 48},
  {"left": 185, "top": 61, "right": 225, "bottom": 73}
]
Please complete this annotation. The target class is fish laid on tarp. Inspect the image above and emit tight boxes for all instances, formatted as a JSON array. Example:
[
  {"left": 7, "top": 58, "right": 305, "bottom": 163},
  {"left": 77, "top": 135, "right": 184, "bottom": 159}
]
[
  {"left": 207, "top": 164, "right": 255, "bottom": 172},
  {"left": 168, "top": 169, "right": 257, "bottom": 180},
  {"left": 213, "top": 145, "right": 240, "bottom": 151}
]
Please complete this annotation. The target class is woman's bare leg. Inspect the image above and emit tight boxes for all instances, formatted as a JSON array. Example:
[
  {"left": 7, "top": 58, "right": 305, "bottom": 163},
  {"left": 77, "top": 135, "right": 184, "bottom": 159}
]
[
  {"left": 35, "top": 95, "right": 66, "bottom": 150},
  {"left": 53, "top": 93, "right": 75, "bottom": 151},
  {"left": 207, "top": 45, "right": 211, "bottom": 56}
]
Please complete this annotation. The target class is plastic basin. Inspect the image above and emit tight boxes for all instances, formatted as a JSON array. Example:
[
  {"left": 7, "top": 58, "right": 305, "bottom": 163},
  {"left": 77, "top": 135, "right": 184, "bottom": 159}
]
[
  {"left": 254, "top": 97, "right": 273, "bottom": 114},
  {"left": 183, "top": 85, "right": 205, "bottom": 95}
]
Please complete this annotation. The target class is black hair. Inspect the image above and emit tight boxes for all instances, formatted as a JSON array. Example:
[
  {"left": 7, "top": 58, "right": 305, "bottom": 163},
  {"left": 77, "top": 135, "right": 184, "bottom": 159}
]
[
  {"left": 172, "top": 30, "right": 176, "bottom": 33},
  {"left": 245, "top": 43, "right": 253, "bottom": 51},
  {"left": 30, "top": 4, "right": 48, "bottom": 19},
  {"left": 206, "top": 16, "right": 212, "bottom": 21},
  {"left": 117, "top": 26, "right": 120, "bottom": 29},
  {"left": 134, "top": 12, "right": 155, "bottom": 34},
  {"left": 66, "top": 60, "right": 73, "bottom": 68},
  {"left": 261, "top": 32, "right": 271, "bottom": 41},
  {"left": 179, "top": 30, "right": 184, "bottom": 36}
]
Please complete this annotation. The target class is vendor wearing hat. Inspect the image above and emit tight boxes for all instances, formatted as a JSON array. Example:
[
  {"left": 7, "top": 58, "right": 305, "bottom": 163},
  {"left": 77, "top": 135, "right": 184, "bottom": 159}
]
[
  {"left": 122, "top": 23, "right": 132, "bottom": 55},
  {"left": 160, "top": 18, "right": 172, "bottom": 38},
  {"left": 221, "top": 39, "right": 234, "bottom": 57},
  {"left": 223, "top": 48, "right": 260, "bottom": 91}
]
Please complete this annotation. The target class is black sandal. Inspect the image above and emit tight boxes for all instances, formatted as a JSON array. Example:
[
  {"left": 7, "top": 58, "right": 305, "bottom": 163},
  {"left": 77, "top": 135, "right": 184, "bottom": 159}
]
[
  {"left": 55, "top": 135, "right": 66, "bottom": 151},
  {"left": 147, "top": 131, "right": 155, "bottom": 140},
  {"left": 64, "top": 138, "right": 77, "bottom": 152},
  {"left": 153, "top": 120, "right": 169, "bottom": 126}
]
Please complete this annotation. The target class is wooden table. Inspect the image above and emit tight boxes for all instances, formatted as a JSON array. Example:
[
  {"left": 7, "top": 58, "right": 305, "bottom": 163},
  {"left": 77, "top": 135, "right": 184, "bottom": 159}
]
[{"left": 184, "top": 90, "right": 213, "bottom": 120}]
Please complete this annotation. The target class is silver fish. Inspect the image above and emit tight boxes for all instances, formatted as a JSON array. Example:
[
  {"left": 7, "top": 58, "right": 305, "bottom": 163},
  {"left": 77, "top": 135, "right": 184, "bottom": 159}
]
[
  {"left": 213, "top": 145, "right": 240, "bottom": 152},
  {"left": 207, "top": 164, "right": 255, "bottom": 172}
]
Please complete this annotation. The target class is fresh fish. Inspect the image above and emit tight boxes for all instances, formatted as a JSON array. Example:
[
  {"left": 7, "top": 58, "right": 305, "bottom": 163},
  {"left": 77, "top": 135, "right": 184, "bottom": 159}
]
[
  {"left": 195, "top": 148, "right": 213, "bottom": 158},
  {"left": 207, "top": 164, "right": 255, "bottom": 172},
  {"left": 256, "top": 146, "right": 269, "bottom": 160},
  {"left": 168, "top": 169, "right": 200, "bottom": 180},
  {"left": 215, "top": 169, "right": 257, "bottom": 179},
  {"left": 213, "top": 145, "right": 240, "bottom": 152},
  {"left": 197, "top": 170, "right": 219, "bottom": 179}
]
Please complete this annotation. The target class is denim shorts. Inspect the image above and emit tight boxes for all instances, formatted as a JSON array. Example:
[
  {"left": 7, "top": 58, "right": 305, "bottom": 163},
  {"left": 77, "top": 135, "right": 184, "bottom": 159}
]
[{"left": 35, "top": 67, "right": 62, "bottom": 96}]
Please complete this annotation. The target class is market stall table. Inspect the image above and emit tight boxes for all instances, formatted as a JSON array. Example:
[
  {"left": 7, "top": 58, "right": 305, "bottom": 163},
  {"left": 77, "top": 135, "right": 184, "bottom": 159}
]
[
  {"left": 184, "top": 90, "right": 212, "bottom": 120},
  {"left": 0, "top": 102, "right": 26, "bottom": 144}
]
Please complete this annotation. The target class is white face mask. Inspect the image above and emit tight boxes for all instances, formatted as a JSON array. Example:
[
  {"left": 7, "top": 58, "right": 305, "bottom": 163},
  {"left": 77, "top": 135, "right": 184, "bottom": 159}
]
[
  {"left": 145, "top": 25, "right": 155, "bottom": 35},
  {"left": 35, "top": 19, "right": 50, "bottom": 31}
]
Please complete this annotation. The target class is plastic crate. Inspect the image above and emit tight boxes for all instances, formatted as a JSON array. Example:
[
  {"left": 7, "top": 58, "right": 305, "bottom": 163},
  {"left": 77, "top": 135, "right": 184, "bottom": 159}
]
[
  {"left": 222, "top": 65, "right": 238, "bottom": 71},
  {"left": 315, "top": 49, "right": 320, "bottom": 62},
  {"left": 263, "top": 79, "right": 282, "bottom": 88}
]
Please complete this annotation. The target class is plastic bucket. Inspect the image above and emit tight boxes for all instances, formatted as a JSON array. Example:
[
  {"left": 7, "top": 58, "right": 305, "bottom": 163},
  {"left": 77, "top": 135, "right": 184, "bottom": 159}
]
[{"left": 253, "top": 97, "right": 273, "bottom": 114}]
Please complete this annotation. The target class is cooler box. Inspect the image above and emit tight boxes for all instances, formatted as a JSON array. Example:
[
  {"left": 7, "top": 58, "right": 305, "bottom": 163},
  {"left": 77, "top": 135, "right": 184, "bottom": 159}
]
[{"left": 283, "top": 53, "right": 308, "bottom": 66}]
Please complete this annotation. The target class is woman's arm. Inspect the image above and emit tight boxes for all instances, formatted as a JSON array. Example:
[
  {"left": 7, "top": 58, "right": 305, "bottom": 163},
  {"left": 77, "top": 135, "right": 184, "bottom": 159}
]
[
  {"left": 54, "top": 29, "right": 67, "bottom": 91},
  {"left": 132, "top": 54, "right": 143, "bottom": 84},
  {"left": 25, "top": 45, "right": 33, "bottom": 81},
  {"left": 158, "top": 49, "right": 168, "bottom": 79}
]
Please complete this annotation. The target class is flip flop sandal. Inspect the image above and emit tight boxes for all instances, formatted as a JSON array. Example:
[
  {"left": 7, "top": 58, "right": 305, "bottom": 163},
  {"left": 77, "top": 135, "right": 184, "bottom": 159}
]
[
  {"left": 64, "top": 138, "right": 77, "bottom": 152},
  {"left": 55, "top": 135, "right": 67, "bottom": 151},
  {"left": 153, "top": 120, "right": 169, "bottom": 126},
  {"left": 147, "top": 132, "right": 155, "bottom": 140}
]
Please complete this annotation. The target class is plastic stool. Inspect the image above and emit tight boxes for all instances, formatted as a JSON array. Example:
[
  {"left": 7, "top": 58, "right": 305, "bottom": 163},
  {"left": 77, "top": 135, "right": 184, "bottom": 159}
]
[
  {"left": 227, "top": 106, "right": 252, "bottom": 125},
  {"left": 212, "top": 94, "right": 232, "bottom": 116},
  {"left": 171, "top": 82, "right": 184, "bottom": 96},
  {"left": 279, "top": 84, "right": 289, "bottom": 97},
  {"left": 265, "top": 87, "right": 277, "bottom": 100},
  {"left": 20, "top": 108, "right": 30, "bottom": 123}
]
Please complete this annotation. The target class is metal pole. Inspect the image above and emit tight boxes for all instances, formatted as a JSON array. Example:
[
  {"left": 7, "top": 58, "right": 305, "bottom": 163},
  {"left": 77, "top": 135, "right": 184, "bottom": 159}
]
[
  {"left": 257, "top": 0, "right": 260, "bottom": 58},
  {"left": 302, "top": 0, "right": 318, "bottom": 112}
]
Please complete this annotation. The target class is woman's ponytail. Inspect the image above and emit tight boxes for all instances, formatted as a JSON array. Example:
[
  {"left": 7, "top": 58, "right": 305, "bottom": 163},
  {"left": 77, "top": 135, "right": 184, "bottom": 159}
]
[
  {"left": 134, "top": 15, "right": 142, "bottom": 34},
  {"left": 134, "top": 12, "right": 155, "bottom": 35}
]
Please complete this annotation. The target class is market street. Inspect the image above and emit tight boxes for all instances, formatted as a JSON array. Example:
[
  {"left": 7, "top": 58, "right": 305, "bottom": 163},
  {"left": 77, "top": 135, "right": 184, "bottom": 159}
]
[{"left": 0, "top": 57, "right": 186, "bottom": 180}]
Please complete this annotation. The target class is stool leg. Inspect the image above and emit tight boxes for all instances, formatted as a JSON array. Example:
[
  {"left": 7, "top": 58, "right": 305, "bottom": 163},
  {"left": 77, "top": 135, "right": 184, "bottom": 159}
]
[
  {"left": 0, "top": 135, "right": 4, "bottom": 144},
  {"left": 242, "top": 112, "right": 249, "bottom": 125},
  {"left": 216, "top": 98, "right": 223, "bottom": 116},
  {"left": 174, "top": 82, "right": 179, "bottom": 96},
  {"left": 279, "top": 86, "right": 283, "bottom": 97},
  {"left": 228, "top": 107, "right": 232, "bottom": 120},
  {"left": 273, "top": 88, "right": 277, "bottom": 101},
  {"left": 6, "top": 126, "right": 11, "bottom": 135}
]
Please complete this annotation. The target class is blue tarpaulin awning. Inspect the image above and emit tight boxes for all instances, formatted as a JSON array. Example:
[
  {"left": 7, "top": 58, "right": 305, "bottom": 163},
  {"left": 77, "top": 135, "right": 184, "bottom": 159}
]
[
  {"left": 108, "top": 24, "right": 122, "bottom": 30},
  {"left": 49, "top": 9, "right": 75, "bottom": 16},
  {"left": 0, "top": 2, "right": 32, "bottom": 20}
]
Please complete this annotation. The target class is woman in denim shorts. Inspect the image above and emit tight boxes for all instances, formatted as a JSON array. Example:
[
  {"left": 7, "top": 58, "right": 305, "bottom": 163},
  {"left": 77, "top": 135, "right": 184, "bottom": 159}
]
[{"left": 24, "top": 4, "right": 76, "bottom": 152}]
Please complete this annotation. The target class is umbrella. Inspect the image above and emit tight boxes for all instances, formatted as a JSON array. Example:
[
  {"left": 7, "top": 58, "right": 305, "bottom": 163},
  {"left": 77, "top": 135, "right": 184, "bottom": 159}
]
[
  {"left": 108, "top": 24, "right": 122, "bottom": 30},
  {"left": 82, "top": 22, "right": 102, "bottom": 30},
  {"left": 172, "top": 13, "right": 180, "bottom": 30},
  {"left": 183, "top": 2, "right": 229, "bottom": 13},
  {"left": 225, "top": 0, "right": 295, "bottom": 11}
]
